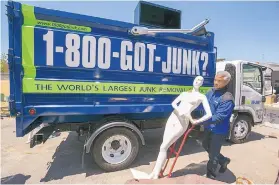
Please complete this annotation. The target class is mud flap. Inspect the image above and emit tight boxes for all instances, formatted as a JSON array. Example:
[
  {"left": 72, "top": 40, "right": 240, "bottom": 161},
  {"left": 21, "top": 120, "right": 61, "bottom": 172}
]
[{"left": 29, "top": 124, "right": 55, "bottom": 148}]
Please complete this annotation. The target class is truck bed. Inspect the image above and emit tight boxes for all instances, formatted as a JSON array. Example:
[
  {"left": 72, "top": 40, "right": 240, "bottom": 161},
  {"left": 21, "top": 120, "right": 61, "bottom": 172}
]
[{"left": 7, "top": 1, "right": 216, "bottom": 137}]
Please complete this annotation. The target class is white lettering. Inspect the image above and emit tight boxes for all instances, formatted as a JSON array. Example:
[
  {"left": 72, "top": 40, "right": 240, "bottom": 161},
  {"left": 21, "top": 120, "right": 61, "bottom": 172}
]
[
  {"left": 120, "top": 41, "right": 133, "bottom": 70},
  {"left": 172, "top": 48, "right": 182, "bottom": 74},
  {"left": 43, "top": 31, "right": 54, "bottom": 66},
  {"left": 147, "top": 44, "right": 156, "bottom": 72},
  {"left": 192, "top": 51, "right": 200, "bottom": 75},
  {"left": 98, "top": 37, "right": 111, "bottom": 69},
  {"left": 82, "top": 36, "right": 96, "bottom": 68},
  {"left": 134, "top": 42, "right": 145, "bottom": 72},
  {"left": 55, "top": 33, "right": 211, "bottom": 76},
  {"left": 162, "top": 47, "right": 172, "bottom": 73},
  {"left": 65, "top": 33, "right": 80, "bottom": 67},
  {"left": 182, "top": 49, "right": 192, "bottom": 75},
  {"left": 201, "top": 52, "right": 209, "bottom": 76}
]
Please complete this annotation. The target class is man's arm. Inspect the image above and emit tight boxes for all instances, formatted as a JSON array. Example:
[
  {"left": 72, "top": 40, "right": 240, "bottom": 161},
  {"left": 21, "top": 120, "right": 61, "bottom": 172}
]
[{"left": 201, "top": 100, "right": 234, "bottom": 126}]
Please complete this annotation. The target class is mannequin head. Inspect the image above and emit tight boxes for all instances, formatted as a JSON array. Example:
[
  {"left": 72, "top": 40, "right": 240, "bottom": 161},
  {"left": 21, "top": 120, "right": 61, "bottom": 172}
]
[{"left": 193, "top": 76, "right": 204, "bottom": 91}]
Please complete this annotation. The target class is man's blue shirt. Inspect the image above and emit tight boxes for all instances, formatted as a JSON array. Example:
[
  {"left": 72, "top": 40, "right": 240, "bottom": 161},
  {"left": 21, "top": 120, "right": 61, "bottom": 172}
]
[{"left": 194, "top": 87, "right": 235, "bottom": 136}]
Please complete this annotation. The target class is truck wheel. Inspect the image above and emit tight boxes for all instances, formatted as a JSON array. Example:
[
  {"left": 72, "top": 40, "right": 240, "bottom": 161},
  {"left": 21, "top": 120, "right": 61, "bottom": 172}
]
[
  {"left": 230, "top": 115, "right": 252, "bottom": 144},
  {"left": 92, "top": 127, "right": 140, "bottom": 172}
]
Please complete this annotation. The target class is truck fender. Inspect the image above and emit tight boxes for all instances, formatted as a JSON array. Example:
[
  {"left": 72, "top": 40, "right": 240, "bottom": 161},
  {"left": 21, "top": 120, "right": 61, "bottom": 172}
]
[
  {"left": 84, "top": 121, "right": 145, "bottom": 153},
  {"left": 236, "top": 106, "right": 257, "bottom": 124}
]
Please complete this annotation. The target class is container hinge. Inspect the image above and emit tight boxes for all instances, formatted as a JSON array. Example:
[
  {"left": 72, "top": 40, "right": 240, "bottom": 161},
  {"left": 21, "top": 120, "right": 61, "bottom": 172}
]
[
  {"left": 6, "top": 4, "right": 15, "bottom": 21},
  {"left": 130, "top": 19, "right": 210, "bottom": 36},
  {"left": 7, "top": 49, "right": 14, "bottom": 70},
  {"left": 8, "top": 98, "right": 16, "bottom": 116},
  {"left": 6, "top": 2, "right": 20, "bottom": 19}
]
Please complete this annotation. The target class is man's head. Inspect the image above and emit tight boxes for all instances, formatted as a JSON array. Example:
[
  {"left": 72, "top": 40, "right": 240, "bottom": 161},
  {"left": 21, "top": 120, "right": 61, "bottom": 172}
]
[{"left": 214, "top": 71, "right": 231, "bottom": 90}]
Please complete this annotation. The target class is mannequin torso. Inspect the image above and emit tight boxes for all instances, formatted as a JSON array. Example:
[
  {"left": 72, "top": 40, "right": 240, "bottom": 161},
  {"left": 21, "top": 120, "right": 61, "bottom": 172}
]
[{"left": 174, "top": 92, "right": 206, "bottom": 117}]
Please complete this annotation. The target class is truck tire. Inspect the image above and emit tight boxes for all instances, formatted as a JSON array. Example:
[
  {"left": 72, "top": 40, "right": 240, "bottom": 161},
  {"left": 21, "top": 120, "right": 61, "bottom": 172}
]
[
  {"left": 230, "top": 115, "right": 252, "bottom": 144},
  {"left": 92, "top": 127, "right": 140, "bottom": 172}
]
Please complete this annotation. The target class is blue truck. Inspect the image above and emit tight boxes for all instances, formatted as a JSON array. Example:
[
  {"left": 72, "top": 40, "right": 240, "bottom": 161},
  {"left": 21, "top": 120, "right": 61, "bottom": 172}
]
[{"left": 7, "top": 1, "right": 217, "bottom": 171}]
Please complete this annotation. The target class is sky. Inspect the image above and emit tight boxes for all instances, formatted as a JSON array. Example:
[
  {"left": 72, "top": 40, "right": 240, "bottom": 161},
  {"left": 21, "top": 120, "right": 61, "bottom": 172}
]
[{"left": 1, "top": 1, "right": 279, "bottom": 63}]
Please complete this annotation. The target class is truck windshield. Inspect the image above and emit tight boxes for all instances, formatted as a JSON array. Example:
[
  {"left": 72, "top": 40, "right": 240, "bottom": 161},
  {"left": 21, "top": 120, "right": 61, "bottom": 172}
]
[{"left": 243, "top": 64, "right": 263, "bottom": 94}]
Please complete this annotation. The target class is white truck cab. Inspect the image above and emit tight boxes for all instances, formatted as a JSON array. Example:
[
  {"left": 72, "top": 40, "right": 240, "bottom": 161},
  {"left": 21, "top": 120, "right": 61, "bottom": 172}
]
[{"left": 216, "top": 60, "right": 271, "bottom": 143}]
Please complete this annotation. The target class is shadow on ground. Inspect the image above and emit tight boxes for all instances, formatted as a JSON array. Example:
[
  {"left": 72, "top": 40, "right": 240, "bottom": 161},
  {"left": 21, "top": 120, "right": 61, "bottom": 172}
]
[
  {"left": 223, "top": 130, "right": 266, "bottom": 147},
  {"left": 172, "top": 161, "right": 236, "bottom": 184},
  {"left": 246, "top": 131, "right": 266, "bottom": 142},
  {"left": 40, "top": 127, "right": 265, "bottom": 182},
  {"left": 40, "top": 128, "right": 205, "bottom": 182},
  {"left": 131, "top": 128, "right": 206, "bottom": 168},
  {"left": 40, "top": 132, "right": 103, "bottom": 182},
  {"left": 1, "top": 174, "right": 31, "bottom": 184}
]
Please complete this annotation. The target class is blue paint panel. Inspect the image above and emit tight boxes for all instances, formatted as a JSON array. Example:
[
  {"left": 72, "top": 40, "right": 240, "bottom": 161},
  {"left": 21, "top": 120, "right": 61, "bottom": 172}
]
[
  {"left": 34, "top": 28, "right": 214, "bottom": 76},
  {"left": 8, "top": 1, "right": 216, "bottom": 137}
]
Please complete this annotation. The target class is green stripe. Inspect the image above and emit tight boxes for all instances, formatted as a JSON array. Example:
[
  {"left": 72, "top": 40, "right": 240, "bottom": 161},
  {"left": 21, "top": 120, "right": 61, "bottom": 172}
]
[
  {"left": 23, "top": 79, "right": 210, "bottom": 95},
  {"left": 21, "top": 4, "right": 91, "bottom": 32},
  {"left": 22, "top": 4, "right": 37, "bottom": 26},
  {"left": 22, "top": 4, "right": 36, "bottom": 78}
]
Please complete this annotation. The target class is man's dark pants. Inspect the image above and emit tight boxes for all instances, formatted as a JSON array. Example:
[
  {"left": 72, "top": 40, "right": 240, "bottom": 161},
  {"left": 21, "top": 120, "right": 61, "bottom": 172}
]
[{"left": 202, "top": 129, "right": 228, "bottom": 177}]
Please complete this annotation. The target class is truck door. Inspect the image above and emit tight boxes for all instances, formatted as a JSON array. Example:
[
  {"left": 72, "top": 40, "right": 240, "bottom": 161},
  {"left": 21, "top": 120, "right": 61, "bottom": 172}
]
[{"left": 241, "top": 63, "right": 264, "bottom": 123}]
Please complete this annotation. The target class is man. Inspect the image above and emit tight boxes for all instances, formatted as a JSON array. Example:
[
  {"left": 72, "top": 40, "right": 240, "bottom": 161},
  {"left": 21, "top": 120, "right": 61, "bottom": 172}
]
[{"left": 191, "top": 71, "right": 235, "bottom": 179}]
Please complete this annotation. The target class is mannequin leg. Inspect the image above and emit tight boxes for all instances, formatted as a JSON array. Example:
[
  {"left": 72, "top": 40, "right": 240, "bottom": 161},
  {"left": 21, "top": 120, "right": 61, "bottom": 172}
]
[{"left": 149, "top": 114, "right": 189, "bottom": 179}]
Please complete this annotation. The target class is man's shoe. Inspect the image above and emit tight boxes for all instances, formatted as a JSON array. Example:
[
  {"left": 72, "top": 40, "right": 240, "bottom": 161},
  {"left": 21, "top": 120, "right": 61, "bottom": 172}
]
[{"left": 219, "top": 158, "right": 231, "bottom": 173}]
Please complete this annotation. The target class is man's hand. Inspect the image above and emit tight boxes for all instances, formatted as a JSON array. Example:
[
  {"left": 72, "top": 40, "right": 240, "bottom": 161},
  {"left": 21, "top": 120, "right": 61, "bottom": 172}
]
[
  {"left": 191, "top": 119, "right": 199, "bottom": 125},
  {"left": 185, "top": 114, "right": 199, "bottom": 125},
  {"left": 210, "top": 124, "right": 216, "bottom": 128}
]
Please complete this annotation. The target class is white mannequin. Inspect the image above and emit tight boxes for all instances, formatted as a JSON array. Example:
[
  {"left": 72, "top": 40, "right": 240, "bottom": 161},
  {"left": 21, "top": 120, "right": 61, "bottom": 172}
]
[{"left": 130, "top": 76, "right": 212, "bottom": 179}]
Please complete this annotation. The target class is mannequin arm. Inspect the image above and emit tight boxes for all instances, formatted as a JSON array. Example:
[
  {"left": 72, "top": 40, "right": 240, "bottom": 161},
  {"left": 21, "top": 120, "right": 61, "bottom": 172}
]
[
  {"left": 191, "top": 97, "right": 212, "bottom": 125},
  {"left": 191, "top": 89, "right": 212, "bottom": 119},
  {"left": 171, "top": 93, "right": 184, "bottom": 115}
]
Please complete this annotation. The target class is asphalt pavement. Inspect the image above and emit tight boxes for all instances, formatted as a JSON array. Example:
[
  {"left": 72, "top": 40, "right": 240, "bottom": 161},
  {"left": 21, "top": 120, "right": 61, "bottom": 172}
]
[{"left": 1, "top": 115, "right": 279, "bottom": 184}]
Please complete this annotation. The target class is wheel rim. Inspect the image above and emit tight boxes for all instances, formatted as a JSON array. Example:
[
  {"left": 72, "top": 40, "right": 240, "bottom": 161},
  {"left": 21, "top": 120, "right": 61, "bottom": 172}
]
[
  {"left": 101, "top": 135, "right": 132, "bottom": 164},
  {"left": 234, "top": 120, "right": 249, "bottom": 140}
]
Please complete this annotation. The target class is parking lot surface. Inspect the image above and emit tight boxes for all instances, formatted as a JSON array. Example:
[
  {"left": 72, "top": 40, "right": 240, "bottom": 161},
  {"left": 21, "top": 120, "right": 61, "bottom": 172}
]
[{"left": 1, "top": 116, "right": 279, "bottom": 184}]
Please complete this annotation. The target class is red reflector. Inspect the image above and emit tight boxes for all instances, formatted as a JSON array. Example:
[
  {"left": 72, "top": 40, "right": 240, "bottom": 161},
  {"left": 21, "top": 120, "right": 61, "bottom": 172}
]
[{"left": 29, "top": 108, "right": 36, "bottom": 115}]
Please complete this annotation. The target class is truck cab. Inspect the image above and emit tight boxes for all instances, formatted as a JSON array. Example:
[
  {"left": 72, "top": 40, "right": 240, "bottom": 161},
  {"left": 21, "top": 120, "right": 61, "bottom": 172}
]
[{"left": 216, "top": 60, "right": 269, "bottom": 143}]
